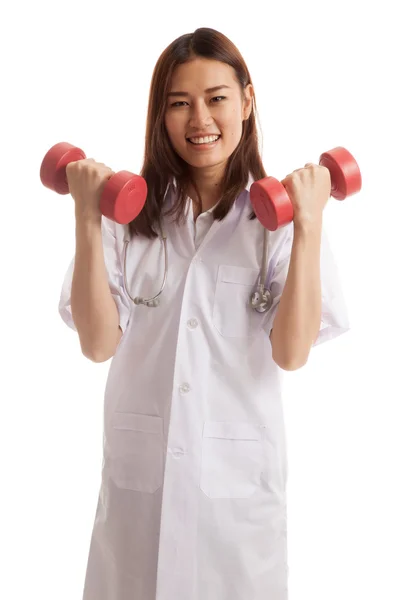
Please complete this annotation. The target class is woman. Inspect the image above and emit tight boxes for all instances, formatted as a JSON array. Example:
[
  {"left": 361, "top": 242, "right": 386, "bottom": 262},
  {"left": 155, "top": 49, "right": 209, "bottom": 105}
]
[{"left": 59, "top": 26, "right": 349, "bottom": 600}]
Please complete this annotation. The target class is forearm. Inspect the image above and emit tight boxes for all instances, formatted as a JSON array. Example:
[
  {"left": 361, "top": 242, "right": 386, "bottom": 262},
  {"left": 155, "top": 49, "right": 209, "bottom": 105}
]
[
  {"left": 71, "top": 217, "right": 121, "bottom": 362},
  {"left": 271, "top": 220, "right": 323, "bottom": 370}
]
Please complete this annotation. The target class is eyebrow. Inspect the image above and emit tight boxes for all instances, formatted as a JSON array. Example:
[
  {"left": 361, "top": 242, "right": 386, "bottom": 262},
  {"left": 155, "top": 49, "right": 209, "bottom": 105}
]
[{"left": 167, "top": 85, "right": 231, "bottom": 98}]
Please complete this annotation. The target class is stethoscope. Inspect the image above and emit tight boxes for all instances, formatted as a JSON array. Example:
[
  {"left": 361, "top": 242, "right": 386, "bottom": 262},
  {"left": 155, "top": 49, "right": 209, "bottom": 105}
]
[{"left": 122, "top": 220, "right": 273, "bottom": 313}]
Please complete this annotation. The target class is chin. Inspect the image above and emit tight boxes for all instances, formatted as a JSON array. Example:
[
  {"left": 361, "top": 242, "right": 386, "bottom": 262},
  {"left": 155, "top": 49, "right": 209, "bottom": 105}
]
[{"left": 189, "top": 158, "right": 228, "bottom": 171}]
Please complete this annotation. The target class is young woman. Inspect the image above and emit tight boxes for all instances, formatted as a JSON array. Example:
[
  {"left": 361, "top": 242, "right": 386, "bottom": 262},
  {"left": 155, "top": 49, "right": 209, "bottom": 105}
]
[{"left": 59, "top": 27, "right": 349, "bottom": 600}]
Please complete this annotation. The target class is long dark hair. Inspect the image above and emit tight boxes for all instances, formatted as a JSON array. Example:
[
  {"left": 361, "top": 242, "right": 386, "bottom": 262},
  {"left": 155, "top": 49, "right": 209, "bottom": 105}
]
[{"left": 130, "top": 27, "right": 267, "bottom": 239}]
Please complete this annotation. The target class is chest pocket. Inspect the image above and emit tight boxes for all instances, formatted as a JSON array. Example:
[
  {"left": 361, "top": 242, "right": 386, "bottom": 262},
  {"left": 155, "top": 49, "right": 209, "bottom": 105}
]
[
  {"left": 106, "top": 412, "right": 164, "bottom": 493},
  {"left": 213, "top": 265, "right": 261, "bottom": 338},
  {"left": 200, "top": 421, "right": 266, "bottom": 499}
]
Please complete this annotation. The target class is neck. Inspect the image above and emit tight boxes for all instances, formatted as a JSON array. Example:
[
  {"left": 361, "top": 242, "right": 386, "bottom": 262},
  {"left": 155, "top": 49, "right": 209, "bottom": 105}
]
[{"left": 187, "top": 165, "right": 224, "bottom": 212}]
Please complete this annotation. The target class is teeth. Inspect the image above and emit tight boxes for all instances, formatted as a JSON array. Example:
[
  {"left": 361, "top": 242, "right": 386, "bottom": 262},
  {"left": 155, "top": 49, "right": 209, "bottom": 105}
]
[{"left": 189, "top": 135, "right": 220, "bottom": 144}]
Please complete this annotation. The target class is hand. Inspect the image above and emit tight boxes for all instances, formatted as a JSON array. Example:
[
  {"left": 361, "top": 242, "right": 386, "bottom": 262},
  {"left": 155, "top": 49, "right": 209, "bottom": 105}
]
[
  {"left": 66, "top": 158, "right": 115, "bottom": 222},
  {"left": 281, "top": 163, "right": 331, "bottom": 228}
]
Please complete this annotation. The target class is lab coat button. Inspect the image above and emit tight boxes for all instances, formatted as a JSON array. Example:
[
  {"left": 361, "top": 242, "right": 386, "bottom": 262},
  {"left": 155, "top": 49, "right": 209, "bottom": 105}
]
[
  {"left": 187, "top": 318, "right": 198, "bottom": 329},
  {"left": 179, "top": 383, "right": 191, "bottom": 394},
  {"left": 172, "top": 448, "right": 185, "bottom": 458}
]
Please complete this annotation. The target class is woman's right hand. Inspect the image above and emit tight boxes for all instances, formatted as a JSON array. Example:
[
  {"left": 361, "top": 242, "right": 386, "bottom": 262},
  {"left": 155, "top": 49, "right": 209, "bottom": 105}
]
[{"left": 66, "top": 158, "right": 115, "bottom": 222}]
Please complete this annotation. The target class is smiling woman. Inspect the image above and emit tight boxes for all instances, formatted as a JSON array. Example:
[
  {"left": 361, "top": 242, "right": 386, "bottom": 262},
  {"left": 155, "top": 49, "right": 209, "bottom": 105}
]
[
  {"left": 166, "top": 60, "right": 254, "bottom": 213},
  {"left": 165, "top": 57, "right": 254, "bottom": 217},
  {"left": 56, "top": 25, "right": 352, "bottom": 600},
  {"left": 129, "top": 28, "right": 267, "bottom": 238},
  {"left": 164, "top": 59, "right": 255, "bottom": 212}
]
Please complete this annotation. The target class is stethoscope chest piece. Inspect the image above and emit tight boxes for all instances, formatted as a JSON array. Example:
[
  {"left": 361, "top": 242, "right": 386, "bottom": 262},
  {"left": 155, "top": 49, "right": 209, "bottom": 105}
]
[{"left": 250, "top": 288, "right": 272, "bottom": 313}]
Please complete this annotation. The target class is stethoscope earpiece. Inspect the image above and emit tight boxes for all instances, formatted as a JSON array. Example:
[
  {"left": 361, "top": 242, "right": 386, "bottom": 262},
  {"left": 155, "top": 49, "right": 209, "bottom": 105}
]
[{"left": 134, "top": 297, "right": 160, "bottom": 308}]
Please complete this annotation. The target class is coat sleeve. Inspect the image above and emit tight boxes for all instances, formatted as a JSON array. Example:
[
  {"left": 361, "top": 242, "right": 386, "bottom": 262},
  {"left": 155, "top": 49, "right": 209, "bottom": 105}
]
[
  {"left": 58, "top": 217, "right": 131, "bottom": 333},
  {"left": 262, "top": 221, "right": 350, "bottom": 347}
]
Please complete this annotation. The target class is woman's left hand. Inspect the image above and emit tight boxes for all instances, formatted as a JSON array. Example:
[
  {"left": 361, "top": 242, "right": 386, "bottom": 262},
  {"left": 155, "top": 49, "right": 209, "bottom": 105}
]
[{"left": 281, "top": 163, "right": 331, "bottom": 228}]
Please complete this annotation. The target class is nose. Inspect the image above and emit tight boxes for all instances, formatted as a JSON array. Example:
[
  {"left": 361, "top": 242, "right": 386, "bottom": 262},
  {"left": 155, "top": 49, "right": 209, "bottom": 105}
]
[{"left": 188, "top": 101, "right": 214, "bottom": 129}]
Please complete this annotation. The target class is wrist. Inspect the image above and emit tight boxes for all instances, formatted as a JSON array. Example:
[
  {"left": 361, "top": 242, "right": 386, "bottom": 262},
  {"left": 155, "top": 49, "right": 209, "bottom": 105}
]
[
  {"left": 293, "top": 213, "right": 323, "bottom": 235},
  {"left": 75, "top": 211, "right": 102, "bottom": 229}
]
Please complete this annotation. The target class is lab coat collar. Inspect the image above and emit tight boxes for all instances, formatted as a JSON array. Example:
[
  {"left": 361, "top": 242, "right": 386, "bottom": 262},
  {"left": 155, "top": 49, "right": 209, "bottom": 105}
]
[{"left": 168, "top": 173, "right": 254, "bottom": 206}]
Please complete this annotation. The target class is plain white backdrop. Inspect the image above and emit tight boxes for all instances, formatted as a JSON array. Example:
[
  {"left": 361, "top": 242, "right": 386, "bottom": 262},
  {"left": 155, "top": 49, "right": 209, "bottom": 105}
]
[{"left": 1, "top": 1, "right": 399, "bottom": 599}]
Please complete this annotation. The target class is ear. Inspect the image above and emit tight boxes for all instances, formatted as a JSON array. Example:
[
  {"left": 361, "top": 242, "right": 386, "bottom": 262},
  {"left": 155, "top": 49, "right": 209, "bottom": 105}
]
[{"left": 242, "top": 84, "right": 254, "bottom": 120}]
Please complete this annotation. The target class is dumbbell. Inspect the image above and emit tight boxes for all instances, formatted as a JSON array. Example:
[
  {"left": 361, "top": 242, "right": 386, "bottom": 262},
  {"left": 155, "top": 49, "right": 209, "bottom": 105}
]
[
  {"left": 250, "top": 147, "right": 362, "bottom": 231},
  {"left": 40, "top": 142, "right": 148, "bottom": 224}
]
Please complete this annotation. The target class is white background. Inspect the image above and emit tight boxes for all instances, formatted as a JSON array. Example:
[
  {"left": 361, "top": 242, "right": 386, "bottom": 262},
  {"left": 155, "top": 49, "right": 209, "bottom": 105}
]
[{"left": 1, "top": 1, "right": 399, "bottom": 599}]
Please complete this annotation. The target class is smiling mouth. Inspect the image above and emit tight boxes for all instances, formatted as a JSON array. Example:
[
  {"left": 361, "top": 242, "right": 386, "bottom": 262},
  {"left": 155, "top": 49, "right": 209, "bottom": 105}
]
[{"left": 187, "top": 135, "right": 221, "bottom": 145}]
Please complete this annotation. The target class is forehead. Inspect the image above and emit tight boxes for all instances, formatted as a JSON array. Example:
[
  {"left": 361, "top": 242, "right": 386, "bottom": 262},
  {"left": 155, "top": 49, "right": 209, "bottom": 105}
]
[{"left": 169, "top": 58, "right": 238, "bottom": 92}]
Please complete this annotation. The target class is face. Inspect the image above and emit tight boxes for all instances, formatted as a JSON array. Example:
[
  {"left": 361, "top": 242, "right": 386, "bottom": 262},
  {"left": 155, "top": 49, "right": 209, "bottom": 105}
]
[{"left": 164, "top": 57, "right": 253, "bottom": 180}]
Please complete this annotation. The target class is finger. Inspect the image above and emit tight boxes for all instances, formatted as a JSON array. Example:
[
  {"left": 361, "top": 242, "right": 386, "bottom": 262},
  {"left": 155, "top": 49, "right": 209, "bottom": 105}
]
[{"left": 281, "top": 176, "right": 292, "bottom": 188}]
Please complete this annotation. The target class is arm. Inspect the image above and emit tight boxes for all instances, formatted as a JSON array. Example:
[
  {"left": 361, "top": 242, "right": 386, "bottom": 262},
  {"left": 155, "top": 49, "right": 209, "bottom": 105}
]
[
  {"left": 71, "top": 216, "right": 122, "bottom": 363},
  {"left": 270, "top": 219, "right": 322, "bottom": 371}
]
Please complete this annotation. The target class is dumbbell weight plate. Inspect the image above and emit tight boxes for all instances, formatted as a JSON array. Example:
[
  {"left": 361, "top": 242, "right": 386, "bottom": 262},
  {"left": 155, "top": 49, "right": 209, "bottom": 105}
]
[
  {"left": 40, "top": 142, "right": 86, "bottom": 194},
  {"left": 250, "top": 176, "right": 294, "bottom": 231},
  {"left": 320, "top": 147, "right": 362, "bottom": 200},
  {"left": 101, "top": 172, "right": 148, "bottom": 224}
]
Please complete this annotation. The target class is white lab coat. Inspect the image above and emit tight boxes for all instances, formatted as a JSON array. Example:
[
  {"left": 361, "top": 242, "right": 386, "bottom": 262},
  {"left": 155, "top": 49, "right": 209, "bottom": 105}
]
[{"left": 59, "top": 176, "right": 350, "bottom": 600}]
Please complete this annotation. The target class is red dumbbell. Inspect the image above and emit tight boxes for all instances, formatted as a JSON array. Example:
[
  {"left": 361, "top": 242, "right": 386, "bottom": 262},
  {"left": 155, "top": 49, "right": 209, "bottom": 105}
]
[
  {"left": 40, "top": 142, "right": 148, "bottom": 224},
  {"left": 250, "top": 147, "right": 362, "bottom": 231}
]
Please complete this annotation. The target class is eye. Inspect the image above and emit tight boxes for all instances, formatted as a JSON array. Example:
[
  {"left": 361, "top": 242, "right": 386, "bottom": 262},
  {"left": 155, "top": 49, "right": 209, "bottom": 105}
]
[
  {"left": 170, "top": 96, "right": 226, "bottom": 108},
  {"left": 171, "top": 101, "right": 187, "bottom": 107}
]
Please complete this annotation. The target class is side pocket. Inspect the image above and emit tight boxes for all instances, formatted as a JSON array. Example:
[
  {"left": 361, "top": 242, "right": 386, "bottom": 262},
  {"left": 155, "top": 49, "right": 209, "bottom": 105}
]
[
  {"left": 106, "top": 412, "right": 164, "bottom": 493},
  {"left": 200, "top": 421, "right": 265, "bottom": 499}
]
